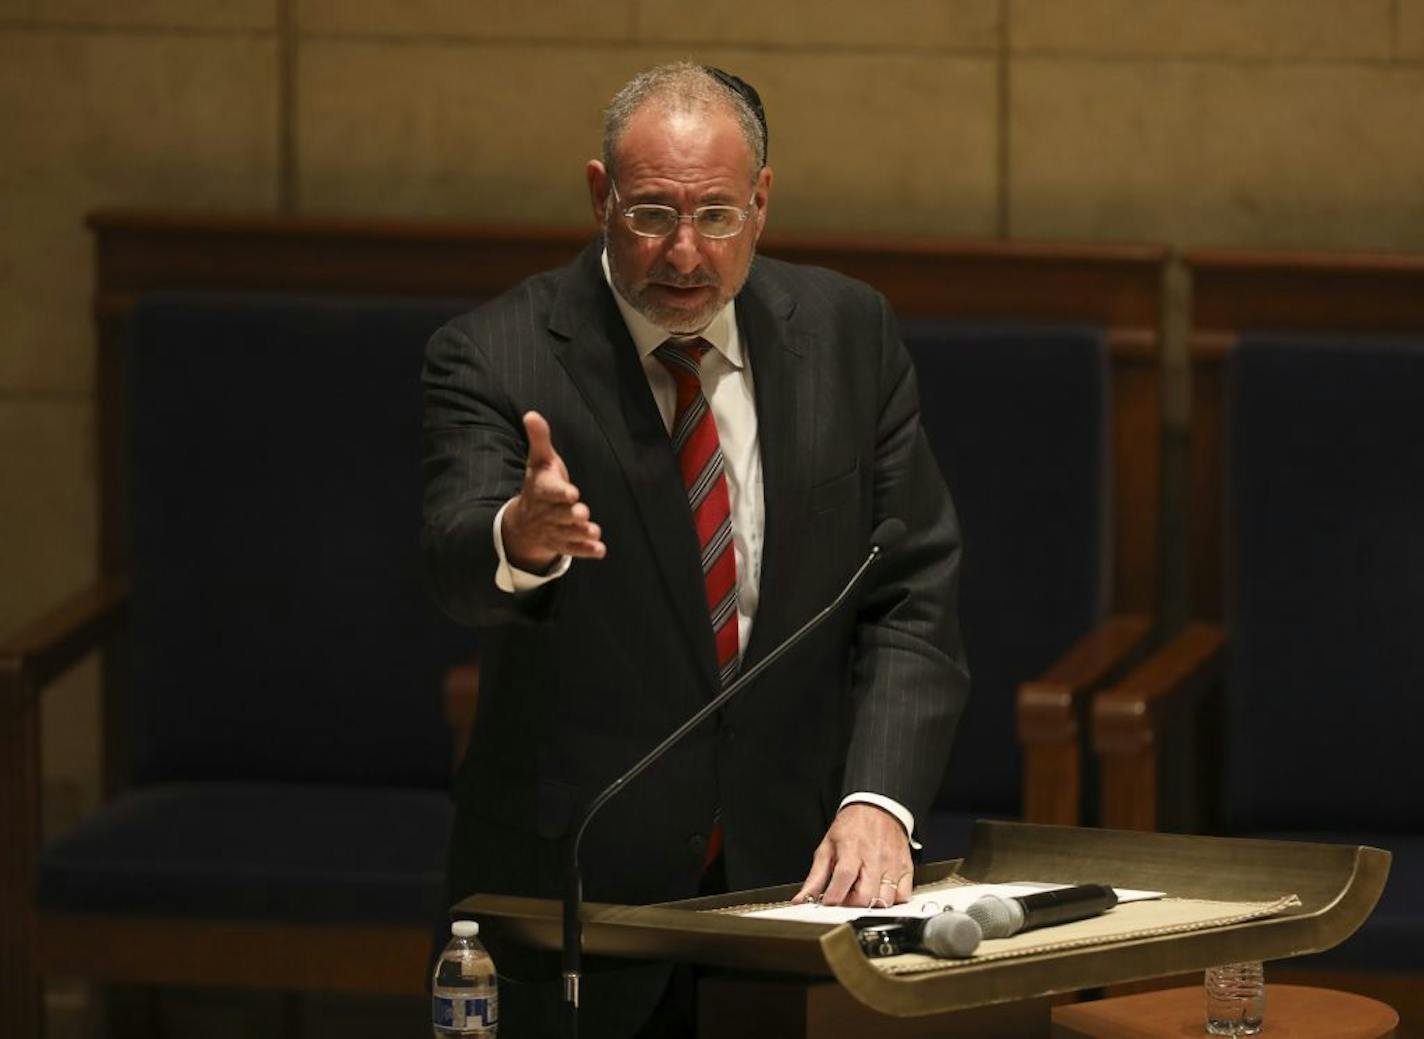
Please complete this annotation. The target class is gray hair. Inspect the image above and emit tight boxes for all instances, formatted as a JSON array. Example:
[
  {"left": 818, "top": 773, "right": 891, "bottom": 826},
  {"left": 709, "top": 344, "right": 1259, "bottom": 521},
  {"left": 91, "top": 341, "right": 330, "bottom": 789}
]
[{"left": 602, "top": 61, "right": 766, "bottom": 184}]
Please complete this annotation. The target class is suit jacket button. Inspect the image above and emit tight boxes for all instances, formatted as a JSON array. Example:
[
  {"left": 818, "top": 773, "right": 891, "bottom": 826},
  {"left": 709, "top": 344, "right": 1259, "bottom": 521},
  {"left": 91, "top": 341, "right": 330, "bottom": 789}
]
[{"left": 688, "top": 834, "right": 707, "bottom": 857}]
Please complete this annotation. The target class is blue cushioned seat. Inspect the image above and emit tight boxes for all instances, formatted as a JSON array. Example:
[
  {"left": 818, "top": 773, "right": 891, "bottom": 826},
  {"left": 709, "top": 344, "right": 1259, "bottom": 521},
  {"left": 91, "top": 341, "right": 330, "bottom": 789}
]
[
  {"left": 1225, "top": 333, "right": 1424, "bottom": 970},
  {"left": 900, "top": 321, "right": 1111, "bottom": 860},
  {"left": 37, "top": 784, "right": 453, "bottom": 925},
  {"left": 36, "top": 292, "right": 477, "bottom": 928}
]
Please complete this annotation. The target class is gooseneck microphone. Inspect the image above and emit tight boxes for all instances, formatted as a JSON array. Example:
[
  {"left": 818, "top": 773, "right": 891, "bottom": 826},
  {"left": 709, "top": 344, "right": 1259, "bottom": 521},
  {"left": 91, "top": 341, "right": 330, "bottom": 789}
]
[
  {"left": 965, "top": 884, "right": 1119, "bottom": 939},
  {"left": 562, "top": 519, "right": 907, "bottom": 1038}
]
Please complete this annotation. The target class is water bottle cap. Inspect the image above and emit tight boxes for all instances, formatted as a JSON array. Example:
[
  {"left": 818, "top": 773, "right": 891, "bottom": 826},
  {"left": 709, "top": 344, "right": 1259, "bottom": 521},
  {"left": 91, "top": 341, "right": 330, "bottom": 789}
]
[{"left": 451, "top": 920, "right": 479, "bottom": 938}]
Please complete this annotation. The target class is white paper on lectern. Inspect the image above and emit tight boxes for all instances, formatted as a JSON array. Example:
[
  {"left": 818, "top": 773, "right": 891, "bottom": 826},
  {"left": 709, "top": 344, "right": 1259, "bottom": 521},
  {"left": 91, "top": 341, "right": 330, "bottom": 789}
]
[{"left": 744, "top": 882, "right": 1165, "bottom": 925}]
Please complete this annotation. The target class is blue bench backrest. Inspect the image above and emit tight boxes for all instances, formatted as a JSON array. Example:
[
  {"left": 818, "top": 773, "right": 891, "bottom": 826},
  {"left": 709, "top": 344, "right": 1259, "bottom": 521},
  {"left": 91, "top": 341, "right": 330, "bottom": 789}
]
[
  {"left": 124, "top": 293, "right": 477, "bottom": 790},
  {"left": 902, "top": 320, "right": 1112, "bottom": 814},
  {"left": 1225, "top": 332, "right": 1424, "bottom": 833}
]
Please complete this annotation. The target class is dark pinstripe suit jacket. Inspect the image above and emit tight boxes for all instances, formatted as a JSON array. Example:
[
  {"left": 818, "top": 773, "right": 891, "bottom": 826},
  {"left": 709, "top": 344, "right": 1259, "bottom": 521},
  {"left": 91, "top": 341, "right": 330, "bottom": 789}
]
[{"left": 422, "top": 235, "right": 967, "bottom": 929}]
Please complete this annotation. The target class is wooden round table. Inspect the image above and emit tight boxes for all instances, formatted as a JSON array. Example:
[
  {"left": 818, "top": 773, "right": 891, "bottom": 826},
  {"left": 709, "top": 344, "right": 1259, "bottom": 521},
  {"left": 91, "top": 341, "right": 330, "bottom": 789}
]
[{"left": 1051, "top": 984, "right": 1399, "bottom": 1038}]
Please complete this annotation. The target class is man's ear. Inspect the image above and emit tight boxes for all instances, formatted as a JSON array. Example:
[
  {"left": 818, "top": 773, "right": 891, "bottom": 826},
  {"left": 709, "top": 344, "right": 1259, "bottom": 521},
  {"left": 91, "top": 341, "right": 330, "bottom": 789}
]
[
  {"left": 753, "top": 165, "right": 773, "bottom": 240},
  {"left": 587, "top": 160, "right": 610, "bottom": 225}
]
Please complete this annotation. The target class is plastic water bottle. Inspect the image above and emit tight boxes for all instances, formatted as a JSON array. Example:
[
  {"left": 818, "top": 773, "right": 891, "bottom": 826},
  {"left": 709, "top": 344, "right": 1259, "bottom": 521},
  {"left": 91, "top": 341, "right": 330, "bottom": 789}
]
[
  {"left": 1205, "top": 960, "right": 1264, "bottom": 1035},
  {"left": 433, "top": 920, "right": 498, "bottom": 1036}
]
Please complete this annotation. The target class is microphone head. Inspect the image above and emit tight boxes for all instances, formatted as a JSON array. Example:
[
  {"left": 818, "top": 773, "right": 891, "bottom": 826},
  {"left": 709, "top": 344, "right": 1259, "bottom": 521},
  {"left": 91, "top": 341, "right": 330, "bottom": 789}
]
[
  {"left": 921, "top": 911, "right": 982, "bottom": 958},
  {"left": 870, "top": 517, "right": 907, "bottom": 553},
  {"left": 965, "top": 894, "right": 1024, "bottom": 939}
]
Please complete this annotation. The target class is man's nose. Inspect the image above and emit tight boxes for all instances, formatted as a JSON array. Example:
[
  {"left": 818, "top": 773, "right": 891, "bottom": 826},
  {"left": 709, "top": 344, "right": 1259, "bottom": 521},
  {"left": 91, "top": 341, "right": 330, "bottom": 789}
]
[{"left": 663, "top": 220, "right": 703, "bottom": 273}]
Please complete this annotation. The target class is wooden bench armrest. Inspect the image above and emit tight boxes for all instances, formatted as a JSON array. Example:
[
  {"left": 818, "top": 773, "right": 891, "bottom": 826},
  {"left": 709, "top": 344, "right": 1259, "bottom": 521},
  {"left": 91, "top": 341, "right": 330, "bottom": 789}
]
[
  {"left": 0, "top": 578, "right": 128, "bottom": 1036},
  {"left": 1092, "top": 622, "right": 1227, "bottom": 752},
  {"left": 1016, "top": 614, "right": 1154, "bottom": 825},
  {"left": 1092, "top": 622, "right": 1227, "bottom": 831},
  {"left": 0, "top": 578, "right": 129, "bottom": 706}
]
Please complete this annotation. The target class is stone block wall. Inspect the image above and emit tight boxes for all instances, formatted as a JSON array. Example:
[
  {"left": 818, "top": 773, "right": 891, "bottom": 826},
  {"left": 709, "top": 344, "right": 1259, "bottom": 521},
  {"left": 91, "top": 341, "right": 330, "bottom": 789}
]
[{"left": 3, "top": 0, "right": 1422, "bottom": 831}]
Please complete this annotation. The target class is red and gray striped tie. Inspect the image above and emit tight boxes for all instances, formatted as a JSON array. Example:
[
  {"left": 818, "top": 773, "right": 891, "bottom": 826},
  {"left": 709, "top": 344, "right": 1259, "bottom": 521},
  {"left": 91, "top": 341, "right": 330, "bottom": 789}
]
[{"left": 654, "top": 337, "right": 741, "bottom": 690}]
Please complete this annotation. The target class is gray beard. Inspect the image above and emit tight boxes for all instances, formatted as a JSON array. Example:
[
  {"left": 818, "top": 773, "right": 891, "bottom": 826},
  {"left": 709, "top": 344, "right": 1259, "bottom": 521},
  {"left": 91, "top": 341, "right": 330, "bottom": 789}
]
[
  {"left": 608, "top": 261, "right": 730, "bottom": 334},
  {"left": 604, "top": 221, "right": 752, "bottom": 334}
]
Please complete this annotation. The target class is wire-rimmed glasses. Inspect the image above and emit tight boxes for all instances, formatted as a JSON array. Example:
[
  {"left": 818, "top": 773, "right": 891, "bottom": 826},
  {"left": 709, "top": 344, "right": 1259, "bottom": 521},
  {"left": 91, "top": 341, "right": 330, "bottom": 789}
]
[{"left": 610, "top": 182, "right": 756, "bottom": 240}]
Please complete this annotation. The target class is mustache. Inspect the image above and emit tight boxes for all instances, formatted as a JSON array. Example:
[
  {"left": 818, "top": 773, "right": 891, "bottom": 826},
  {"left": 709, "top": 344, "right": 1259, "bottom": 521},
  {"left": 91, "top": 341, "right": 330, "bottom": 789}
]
[{"left": 646, "top": 267, "right": 720, "bottom": 289}]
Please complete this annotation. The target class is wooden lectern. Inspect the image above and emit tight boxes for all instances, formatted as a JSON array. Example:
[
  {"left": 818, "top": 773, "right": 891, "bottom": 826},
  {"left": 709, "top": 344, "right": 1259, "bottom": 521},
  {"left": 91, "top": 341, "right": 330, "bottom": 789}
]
[{"left": 457, "top": 822, "right": 1389, "bottom": 1038}]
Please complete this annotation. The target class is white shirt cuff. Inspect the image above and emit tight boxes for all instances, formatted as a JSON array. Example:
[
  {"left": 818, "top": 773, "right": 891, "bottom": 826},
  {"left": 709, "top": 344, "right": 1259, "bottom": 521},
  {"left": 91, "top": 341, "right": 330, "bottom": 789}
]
[
  {"left": 492, "top": 499, "right": 571, "bottom": 593},
  {"left": 839, "top": 792, "right": 922, "bottom": 851}
]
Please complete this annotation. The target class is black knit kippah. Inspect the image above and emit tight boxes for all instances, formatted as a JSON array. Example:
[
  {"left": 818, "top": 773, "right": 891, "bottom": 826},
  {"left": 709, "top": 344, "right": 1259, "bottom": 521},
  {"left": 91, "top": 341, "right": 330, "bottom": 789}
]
[{"left": 704, "top": 65, "right": 768, "bottom": 164}]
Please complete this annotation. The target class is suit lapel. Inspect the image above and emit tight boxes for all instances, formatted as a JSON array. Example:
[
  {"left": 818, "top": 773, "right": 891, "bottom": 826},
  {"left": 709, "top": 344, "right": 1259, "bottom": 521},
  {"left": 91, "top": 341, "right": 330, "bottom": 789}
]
[
  {"left": 739, "top": 263, "right": 814, "bottom": 670},
  {"left": 549, "top": 243, "right": 719, "bottom": 700}
]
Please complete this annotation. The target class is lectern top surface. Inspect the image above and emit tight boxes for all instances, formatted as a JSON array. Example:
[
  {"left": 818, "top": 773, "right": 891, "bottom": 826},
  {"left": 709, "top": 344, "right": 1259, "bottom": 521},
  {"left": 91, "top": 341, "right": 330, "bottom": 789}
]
[{"left": 456, "top": 822, "right": 1391, "bottom": 1018}]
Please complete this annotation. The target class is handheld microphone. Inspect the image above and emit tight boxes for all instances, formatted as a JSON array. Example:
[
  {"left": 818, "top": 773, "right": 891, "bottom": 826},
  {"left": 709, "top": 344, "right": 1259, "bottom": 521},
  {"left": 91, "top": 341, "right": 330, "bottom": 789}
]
[
  {"left": 853, "top": 911, "right": 982, "bottom": 959},
  {"left": 965, "top": 884, "right": 1119, "bottom": 939},
  {"left": 562, "top": 519, "right": 907, "bottom": 1036}
]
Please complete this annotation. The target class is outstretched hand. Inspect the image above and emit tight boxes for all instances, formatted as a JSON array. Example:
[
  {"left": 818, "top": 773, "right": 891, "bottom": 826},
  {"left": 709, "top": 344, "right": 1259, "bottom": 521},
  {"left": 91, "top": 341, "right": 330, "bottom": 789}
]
[
  {"left": 500, "top": 411, "right": 606, "bottom": 572},
  {"left": 792, "top": 803, "right": 914, "bottom": 908}
]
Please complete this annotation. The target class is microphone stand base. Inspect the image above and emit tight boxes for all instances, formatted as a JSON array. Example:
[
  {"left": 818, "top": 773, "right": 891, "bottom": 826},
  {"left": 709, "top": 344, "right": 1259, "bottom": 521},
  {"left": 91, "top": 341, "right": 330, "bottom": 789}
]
[{"left": 563, "top": 971, "right": 581, "bottom": 1039}]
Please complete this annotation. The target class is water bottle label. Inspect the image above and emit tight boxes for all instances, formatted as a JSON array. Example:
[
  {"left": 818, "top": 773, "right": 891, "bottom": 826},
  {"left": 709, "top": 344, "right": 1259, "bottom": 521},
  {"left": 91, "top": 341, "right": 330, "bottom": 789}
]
[{"left": 433, "top": 993, "right": 497, "bottom": 1032}]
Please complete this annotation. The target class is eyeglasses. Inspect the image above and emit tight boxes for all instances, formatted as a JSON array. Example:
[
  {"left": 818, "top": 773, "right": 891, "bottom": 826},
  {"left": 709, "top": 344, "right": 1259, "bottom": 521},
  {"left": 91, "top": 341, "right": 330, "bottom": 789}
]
[{"left": 609, "top": 182, "right": 756, "bottom": 240}]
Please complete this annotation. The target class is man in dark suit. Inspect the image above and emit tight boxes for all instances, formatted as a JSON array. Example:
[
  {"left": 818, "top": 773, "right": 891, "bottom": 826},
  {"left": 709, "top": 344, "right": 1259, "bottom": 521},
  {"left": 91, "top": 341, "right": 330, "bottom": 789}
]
[{"left": 422, "top": 62, "right": 968, "bottom": 1036}]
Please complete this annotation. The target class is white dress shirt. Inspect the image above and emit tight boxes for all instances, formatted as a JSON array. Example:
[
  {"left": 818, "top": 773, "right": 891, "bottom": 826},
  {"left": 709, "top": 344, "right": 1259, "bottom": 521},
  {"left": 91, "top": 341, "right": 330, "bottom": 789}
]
[{"left": 490, "top": 251, "right": 917, "bottom": 844}]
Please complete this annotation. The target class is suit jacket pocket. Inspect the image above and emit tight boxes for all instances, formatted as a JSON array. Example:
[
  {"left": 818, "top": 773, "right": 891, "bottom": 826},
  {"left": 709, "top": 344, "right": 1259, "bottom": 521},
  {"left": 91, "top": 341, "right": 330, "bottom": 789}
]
[{"left": 809, "top": 459, "right": 860, "bottom": 514}]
